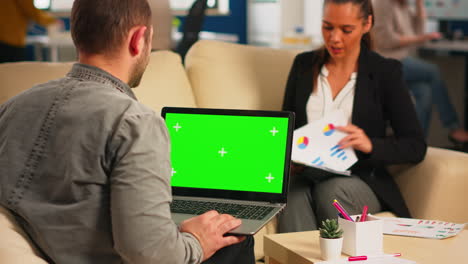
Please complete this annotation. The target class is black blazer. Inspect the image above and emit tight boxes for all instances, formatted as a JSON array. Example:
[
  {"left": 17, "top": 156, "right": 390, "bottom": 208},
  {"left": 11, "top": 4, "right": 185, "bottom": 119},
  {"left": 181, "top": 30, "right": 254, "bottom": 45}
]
[{"left": 282, "top": 45, "right": 427, "bottom": 217}]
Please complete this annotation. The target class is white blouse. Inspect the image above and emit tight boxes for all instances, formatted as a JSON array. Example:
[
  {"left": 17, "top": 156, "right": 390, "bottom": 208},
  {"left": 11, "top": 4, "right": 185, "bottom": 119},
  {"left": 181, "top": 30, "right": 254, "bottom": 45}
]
[{"left": 306, "top": 66, "right": 357, "bottom": 123}]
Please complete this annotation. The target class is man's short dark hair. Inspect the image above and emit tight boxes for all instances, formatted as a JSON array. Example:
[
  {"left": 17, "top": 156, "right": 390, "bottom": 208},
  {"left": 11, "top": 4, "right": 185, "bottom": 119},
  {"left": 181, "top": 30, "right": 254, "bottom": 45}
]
[{"left": 71, "top": 0, "right": 152, "bottom": 55}]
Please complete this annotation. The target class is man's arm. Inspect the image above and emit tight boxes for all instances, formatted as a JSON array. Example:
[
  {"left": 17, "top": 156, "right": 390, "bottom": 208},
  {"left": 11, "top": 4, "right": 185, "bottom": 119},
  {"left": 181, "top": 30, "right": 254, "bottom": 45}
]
[{"left": 109, "top": 112, "right": 203, "bottom": 264}]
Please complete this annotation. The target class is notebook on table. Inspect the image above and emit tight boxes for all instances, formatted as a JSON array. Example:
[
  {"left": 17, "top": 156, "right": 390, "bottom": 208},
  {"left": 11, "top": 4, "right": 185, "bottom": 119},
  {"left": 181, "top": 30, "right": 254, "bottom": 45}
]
[{"left": 161, "top": 107, "right": 295, "bottom": 235}]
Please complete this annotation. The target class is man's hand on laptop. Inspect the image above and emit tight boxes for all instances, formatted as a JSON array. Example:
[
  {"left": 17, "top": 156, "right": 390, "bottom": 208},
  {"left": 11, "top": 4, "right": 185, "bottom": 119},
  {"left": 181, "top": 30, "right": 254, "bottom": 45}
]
[{"left": 179, "top": 210, "right": 245, "bottom": 261}]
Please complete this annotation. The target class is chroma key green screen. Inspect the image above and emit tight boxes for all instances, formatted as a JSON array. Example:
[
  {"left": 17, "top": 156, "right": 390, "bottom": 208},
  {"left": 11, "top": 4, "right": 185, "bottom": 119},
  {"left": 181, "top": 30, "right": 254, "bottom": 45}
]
[{"left": 165, "top": 113, "right": 289, "bottom": 194}]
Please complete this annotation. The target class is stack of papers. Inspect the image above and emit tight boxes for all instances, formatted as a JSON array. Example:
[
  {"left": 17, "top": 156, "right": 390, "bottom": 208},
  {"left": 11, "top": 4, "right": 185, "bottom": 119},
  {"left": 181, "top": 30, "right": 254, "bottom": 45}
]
[
  {"left": 292, "top": 110, "right": 357, "bottom": 173},
  {"left": 378, "top": 217, "right": 466, "bottom": 239}
]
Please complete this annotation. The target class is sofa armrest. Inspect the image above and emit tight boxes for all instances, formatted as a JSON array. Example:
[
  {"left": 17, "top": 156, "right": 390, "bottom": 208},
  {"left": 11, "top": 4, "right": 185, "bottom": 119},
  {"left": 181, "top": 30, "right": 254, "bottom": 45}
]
[
  {"left": 0, "top": 206, "right": 48, "bottom": 263},
  {"left": 0, "top": 62, "right": 73, "bottom": 105},
  {"left": 389, "top": 147, "right": 468, "bottom": 223}
]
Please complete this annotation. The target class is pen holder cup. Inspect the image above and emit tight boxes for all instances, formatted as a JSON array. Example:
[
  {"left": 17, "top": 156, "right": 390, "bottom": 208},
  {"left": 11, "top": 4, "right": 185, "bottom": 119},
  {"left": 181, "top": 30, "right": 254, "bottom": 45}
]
[{"left": 338, "top": 215, "right": 383, "bottom": 256}]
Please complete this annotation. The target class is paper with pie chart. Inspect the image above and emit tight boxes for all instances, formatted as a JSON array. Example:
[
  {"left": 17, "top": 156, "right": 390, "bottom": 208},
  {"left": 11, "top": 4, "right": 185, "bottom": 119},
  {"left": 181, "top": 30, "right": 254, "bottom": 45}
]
[{"left": 292, "top": 110, "right": 357, "bottom": 173}]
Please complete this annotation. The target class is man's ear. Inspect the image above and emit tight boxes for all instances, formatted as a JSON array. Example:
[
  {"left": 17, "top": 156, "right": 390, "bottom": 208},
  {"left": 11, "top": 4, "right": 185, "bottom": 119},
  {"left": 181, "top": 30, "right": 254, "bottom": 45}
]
[{"left": 129, "top": 26, "right": 147, "bottom": 56}]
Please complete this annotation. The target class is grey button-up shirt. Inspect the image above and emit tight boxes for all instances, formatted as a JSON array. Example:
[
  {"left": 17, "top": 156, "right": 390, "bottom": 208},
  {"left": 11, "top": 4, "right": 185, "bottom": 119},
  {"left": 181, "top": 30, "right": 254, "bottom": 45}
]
[{"left": 0, "top": 63, "right": 203, "bottom": 264}]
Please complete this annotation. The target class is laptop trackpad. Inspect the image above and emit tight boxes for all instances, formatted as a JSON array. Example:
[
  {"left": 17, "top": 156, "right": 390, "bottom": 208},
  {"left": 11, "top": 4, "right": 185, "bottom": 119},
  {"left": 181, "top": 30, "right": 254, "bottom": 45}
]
[{"left": 172, "top": 207, "right": 280, "bottom": 236}]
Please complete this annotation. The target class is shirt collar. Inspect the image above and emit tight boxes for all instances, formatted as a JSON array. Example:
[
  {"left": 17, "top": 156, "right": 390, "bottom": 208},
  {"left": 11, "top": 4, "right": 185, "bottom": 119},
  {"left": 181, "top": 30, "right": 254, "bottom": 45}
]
[
  {"left": 320, "top": 65, "right": 357, "bottom": 80},
  {"left": 67, "top": 63, "right": 137, "bottom": 100}
]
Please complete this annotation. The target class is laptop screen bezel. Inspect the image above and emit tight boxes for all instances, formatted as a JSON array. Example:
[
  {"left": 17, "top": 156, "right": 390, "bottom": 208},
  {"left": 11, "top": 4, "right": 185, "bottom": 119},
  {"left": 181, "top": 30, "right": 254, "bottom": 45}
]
[{"left": 161, "top": 107, "right": 294, "bottom": 204}]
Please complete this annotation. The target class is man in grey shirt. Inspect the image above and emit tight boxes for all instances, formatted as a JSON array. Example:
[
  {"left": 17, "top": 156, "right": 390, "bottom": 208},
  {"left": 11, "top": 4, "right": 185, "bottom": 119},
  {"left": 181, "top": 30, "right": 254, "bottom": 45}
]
[{"left": 0, "top": 0, "right": 254, "bottom": 263}]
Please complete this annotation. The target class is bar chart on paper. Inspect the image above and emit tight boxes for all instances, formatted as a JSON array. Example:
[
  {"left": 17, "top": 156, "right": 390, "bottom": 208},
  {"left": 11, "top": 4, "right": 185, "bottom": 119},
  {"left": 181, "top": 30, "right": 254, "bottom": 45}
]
[
  {"left": 292, "top": 110, "right": 357, "bottom": 172},
  {"left": 379, "top": 217, "right": 466, "bottom": 239}
]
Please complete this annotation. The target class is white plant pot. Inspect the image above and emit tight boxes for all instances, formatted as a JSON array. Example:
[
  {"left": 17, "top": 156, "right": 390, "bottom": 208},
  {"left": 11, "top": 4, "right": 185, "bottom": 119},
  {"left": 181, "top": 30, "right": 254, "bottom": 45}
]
[{"left": 320, "top": 237, "right": 343, "bottom": 261}]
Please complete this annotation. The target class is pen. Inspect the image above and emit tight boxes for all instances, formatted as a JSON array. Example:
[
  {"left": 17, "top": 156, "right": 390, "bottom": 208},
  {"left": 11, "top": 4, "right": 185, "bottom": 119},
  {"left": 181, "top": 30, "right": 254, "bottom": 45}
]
[
  {"left": 360, "top": 205, "right": 368, "bottom": 222},
  {"left": 348, "top": 253, "right": 401, "bottom": 261},
  {"left": 332, "top": 199, "right": 353, "bottom": 222}
]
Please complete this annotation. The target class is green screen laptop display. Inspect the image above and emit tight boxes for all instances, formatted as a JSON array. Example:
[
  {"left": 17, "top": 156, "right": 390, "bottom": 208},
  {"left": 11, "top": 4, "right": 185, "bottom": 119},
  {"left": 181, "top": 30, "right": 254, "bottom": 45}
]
[{"left": 165, "top": 113, "right": 289, "bottom": 194}]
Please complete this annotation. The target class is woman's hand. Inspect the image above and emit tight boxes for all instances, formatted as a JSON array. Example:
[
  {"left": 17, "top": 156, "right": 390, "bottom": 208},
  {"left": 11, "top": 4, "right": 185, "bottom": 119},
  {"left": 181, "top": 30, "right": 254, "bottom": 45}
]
[{"left": 336, "top": 124, "right": 373, "bottom": 154}]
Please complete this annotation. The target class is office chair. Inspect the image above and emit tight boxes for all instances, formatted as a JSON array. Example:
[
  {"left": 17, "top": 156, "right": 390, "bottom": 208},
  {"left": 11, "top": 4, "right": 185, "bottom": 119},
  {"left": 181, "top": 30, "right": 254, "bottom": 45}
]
[{"left": 175, "top": 0, "right": 208, "bottom": 62}]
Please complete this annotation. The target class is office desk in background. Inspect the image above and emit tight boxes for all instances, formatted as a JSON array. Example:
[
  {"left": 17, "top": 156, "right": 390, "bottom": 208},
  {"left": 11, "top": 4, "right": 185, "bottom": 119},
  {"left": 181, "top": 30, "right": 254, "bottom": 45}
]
[
  {"left": 423, "top": 40, "right": 468, "bottom": 53},
  {"left": 420, "top": 40, "right": 468, "bottom": 130}
]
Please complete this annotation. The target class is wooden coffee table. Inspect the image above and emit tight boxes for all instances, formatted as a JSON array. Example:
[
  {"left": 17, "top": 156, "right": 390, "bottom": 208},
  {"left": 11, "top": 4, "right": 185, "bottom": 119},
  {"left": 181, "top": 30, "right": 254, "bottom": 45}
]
[{"left": 264, "top": 230, "right": 468, "bottom": 264}]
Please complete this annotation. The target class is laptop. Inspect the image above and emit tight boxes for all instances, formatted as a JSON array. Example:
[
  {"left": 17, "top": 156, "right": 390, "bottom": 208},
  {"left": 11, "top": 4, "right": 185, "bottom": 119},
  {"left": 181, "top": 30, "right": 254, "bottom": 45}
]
[{"left": 161, "top": 107, "right": 294, "bottom": 235}]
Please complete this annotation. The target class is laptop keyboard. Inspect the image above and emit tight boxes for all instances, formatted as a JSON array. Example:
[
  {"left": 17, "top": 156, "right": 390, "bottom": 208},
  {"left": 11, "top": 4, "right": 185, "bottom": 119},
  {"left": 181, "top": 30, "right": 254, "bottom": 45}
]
[{"left": 171, "top": 200, "right": 275, "bottom": 220}]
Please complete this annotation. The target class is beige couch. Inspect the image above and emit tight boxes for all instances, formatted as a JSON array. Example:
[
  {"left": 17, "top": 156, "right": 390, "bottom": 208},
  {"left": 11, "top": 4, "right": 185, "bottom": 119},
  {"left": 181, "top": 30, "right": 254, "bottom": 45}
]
[{"left": 1, "top": 40, "right": 468, "bottom": 263}]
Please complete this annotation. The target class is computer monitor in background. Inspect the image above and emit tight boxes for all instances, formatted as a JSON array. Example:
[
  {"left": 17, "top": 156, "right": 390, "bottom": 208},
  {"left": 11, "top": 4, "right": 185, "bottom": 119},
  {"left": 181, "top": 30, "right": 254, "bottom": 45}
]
[
  {"left": 420, "top": 0, "right": 468, "bottom": 39},
  {"left": 425, "top": 0, "right": 468, "bottom": 21}
]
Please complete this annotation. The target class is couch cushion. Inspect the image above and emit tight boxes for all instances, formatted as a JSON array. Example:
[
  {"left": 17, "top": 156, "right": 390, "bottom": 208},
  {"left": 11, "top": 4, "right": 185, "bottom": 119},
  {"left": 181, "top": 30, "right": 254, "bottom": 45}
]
[
  {"left": 392, "top": 147, "right": 468, "bottom": 223},
  {"left": 0, "top": 51, "right": 195, "bottom": 115},
  {"left": 135, "top": 51, "right": 197, "bottom": 114},
  {"left": 0, "top": 61, "right": 73, "bottom": 105},
  {"left": 0, "top": 206, "right": 47, "bottom": 263},
  {"left": 185, "top": 40, "right": 300, "bottom": 111}
]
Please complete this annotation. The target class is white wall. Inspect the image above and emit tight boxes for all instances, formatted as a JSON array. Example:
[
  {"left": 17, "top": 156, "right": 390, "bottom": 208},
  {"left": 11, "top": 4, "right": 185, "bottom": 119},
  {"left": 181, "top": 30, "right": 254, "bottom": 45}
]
[
  {"left": 248, "top": 0, "right": 324, "bottom": 47},
  {"left": 280, "top": 0, "right": 305, "bottom": 38},
  {"left": 304, "top": 0, "right": 324, "bottom": 44},
  {"left": 51, "top": 0, "right": 74, "bottom": 10},
  {"left": 248, "top": 2, "right": 281, "bottom": 46},
  {"left": 247, "top": 0, "right": 304, "bottom": 48}
]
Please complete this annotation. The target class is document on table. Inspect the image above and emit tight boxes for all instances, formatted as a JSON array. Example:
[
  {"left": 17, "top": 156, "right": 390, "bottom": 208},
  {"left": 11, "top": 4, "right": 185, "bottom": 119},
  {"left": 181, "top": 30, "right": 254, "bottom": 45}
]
[
  {"left": 292, "top": 110, "right": 357, "bottom": 174},
  {"left": 377, "top": 217, "right": 466, "bottom": 239},
  {"left": 316, "top": 256, "right": 416, "bottom": 264}
]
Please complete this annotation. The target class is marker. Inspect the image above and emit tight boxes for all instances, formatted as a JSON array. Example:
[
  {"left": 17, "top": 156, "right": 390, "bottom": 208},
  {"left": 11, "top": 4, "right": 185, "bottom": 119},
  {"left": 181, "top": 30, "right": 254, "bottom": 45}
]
[
  {"left": 348, "top": 253, "right": 401, "bottom": 261},
  {"left": 332, "top": 199, "right": 353, "bottom": 222},
  {"left": 360, "top": 205, "right": 368, "bottom": 222}
]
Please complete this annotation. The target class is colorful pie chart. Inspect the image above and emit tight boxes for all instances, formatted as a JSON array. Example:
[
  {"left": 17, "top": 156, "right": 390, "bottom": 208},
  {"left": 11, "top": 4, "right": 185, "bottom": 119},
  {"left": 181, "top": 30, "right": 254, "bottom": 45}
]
[
  {"left": 323, "top": 123, "right": 335, "bottom": 136},
  {"left": 297, "top": 136, "right": 309, "bottom": 149}
]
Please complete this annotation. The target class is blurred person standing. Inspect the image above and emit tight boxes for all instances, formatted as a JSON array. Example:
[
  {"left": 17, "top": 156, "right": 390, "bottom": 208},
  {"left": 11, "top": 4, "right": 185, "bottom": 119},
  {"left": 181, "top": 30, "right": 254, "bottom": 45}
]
[
  {"left": 0, "top": 0, "right": 60, "bottom": 63},
  {"left": 372, "top": 0, "right": 468, "bottom": 143}
]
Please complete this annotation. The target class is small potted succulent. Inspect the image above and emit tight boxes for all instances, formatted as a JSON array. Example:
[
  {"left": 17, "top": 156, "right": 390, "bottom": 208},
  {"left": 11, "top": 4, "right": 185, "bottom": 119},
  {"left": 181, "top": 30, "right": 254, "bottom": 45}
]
[{"left": 319, "top": 219, "right": 344, "bottom": 260}]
